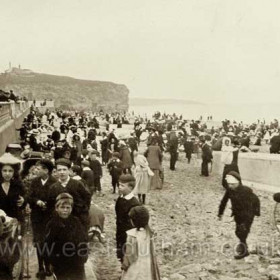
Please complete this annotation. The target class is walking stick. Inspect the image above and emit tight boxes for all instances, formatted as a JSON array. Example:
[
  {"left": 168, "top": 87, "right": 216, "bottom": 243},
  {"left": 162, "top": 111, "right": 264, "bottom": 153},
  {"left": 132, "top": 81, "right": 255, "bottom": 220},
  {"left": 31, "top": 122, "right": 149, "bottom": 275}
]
[
  {"left": 274, "top": 203, "right": 280, "bottom": 233},
  {"left": 23, "top": 215, "right": 31, "bottom": 279}
]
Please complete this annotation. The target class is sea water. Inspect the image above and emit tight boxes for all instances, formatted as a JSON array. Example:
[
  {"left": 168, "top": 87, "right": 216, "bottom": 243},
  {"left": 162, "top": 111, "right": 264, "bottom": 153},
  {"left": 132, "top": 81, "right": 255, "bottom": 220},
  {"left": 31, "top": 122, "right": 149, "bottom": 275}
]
[{"left": 129, "top": 102, "right": 280, "bottom": 124}]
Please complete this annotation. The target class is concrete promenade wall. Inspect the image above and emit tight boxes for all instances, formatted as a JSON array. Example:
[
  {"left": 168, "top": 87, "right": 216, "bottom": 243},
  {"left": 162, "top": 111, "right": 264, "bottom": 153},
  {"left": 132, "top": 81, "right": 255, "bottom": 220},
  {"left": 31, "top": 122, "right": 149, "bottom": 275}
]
[
  {"left": 212, "top": 151, "right": 280, "bottom": 192},
  {"left": 0, "top": 101, "right": 30, "bottom": 155}
]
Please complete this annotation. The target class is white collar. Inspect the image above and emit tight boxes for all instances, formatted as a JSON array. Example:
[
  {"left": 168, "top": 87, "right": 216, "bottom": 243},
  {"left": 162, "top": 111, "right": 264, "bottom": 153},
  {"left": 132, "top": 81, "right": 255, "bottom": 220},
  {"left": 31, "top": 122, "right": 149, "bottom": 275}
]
[
  {"left": 59, "top": 176, "right": 70, "bottom": 187},
  {"left": 83, "top": 167, "right": 91, "bottom": 171},
  {"left": 41, "top": 177, "right": 48, "bottom": 185},
  {"left": 121, "top": 192, "right": 134, "bottom": 200}
]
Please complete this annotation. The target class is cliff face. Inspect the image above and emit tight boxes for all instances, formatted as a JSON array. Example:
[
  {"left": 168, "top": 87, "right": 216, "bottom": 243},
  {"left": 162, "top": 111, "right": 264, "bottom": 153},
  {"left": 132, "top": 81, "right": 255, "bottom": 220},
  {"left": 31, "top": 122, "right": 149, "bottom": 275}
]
[{"left": 0, "top": 68, "right": 129, "bottom": 111}]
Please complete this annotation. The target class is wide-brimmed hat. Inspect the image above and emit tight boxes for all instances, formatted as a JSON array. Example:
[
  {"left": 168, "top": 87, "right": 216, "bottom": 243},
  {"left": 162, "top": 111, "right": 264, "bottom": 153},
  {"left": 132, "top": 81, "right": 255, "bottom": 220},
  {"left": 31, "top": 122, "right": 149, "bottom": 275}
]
[
  {"left": 30, "top": 129, "right": 40, "bottom": 135},
  {"left": 0, "top": 153, "right": 21, "bottom": 166},
  {"left": 20, "top": 150, "right": 31, "bottom": 159},
  {"left": 37, "top": 159, "right": 54, "bottom": 173}
]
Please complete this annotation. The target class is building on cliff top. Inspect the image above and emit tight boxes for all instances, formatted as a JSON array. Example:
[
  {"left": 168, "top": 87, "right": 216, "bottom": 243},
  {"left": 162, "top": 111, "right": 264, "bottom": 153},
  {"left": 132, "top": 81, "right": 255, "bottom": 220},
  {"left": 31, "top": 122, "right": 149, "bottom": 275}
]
[{"left": 4, "top": 64, "right": 33, "bottom": 76}]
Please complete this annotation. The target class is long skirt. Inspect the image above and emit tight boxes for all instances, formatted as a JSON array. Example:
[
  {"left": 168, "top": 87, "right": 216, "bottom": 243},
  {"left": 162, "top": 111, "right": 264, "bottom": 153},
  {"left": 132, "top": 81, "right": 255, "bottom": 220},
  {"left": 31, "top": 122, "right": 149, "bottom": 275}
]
[{"left": 150, "top": 170, "right": 162, "bottom": 190}]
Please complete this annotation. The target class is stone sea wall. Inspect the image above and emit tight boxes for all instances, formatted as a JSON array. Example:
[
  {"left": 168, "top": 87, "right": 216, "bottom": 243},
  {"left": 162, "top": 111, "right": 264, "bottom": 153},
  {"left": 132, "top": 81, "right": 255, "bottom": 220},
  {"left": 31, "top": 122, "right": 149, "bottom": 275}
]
[
  {"left": 212, "top": 151, "right": 280, "bottom": 192},
  {"left": 0, "top": 101, "right": 30, "bottom": 155}
]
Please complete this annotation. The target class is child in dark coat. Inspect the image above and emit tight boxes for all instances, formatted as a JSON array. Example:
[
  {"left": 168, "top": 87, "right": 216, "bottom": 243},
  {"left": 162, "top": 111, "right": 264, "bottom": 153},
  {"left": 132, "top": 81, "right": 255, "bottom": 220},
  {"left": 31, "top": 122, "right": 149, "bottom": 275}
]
[
  {"left": 115, "top": 174, "right": 140, "bottom": 262},
  {"left": 89, "top": 150, "right": 103, "bottom": 195},
  {"left": 107, "top": 152, "right": 123, "bottom": 193},
  {"left": 45, "top": 193, "right": 88, "bottom": 280},
  {"left": 81, "top": 160, "right": 95, "bottom": 196},
  {"left": 218, "top": 171, "right": 260, "bottom": 259}
]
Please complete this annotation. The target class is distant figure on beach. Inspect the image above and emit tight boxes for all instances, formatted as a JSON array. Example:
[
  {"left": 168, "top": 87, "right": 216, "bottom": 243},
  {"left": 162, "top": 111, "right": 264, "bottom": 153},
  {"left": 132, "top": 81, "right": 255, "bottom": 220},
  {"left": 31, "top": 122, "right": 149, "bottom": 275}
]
[
  {"left": 200, "top": 137, "right": 213, "bottom": 177},
  {"left": 168, "top": 131, "right": 178, "bottom": 171},
  {"left": 184, "top": 136, "right": 194, "bottom": 164}
]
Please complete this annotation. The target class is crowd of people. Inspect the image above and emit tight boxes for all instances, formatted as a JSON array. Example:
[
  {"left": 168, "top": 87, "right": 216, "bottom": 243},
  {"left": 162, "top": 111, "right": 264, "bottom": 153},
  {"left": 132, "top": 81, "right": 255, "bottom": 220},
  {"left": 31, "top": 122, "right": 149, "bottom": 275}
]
[
  {"left": 0, "top": 107, "right": 165, "bottom": 280},
  {"left": 0, "top": 105, "right": 279, "bottom": 279}
]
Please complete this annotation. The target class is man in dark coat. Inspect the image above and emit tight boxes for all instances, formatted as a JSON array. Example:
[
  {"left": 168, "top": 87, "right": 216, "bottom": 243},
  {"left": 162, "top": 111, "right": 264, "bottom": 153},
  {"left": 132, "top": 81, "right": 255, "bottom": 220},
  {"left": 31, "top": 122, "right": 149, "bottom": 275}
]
[
  {"left": 218, "top": 171, "right": 260, "bottom": 259},
  {"left": 29, "top": 130, "right": 42, "bottom": 151},
  {"left": 119, "top": 141, "right": 133, "bottom": 174},
  {"left": 81, "top": 160, "right": 95, "bottom": 196},
  {"left": 100, "top": 132, "right": 109, "bottom": 165},
  {"left": 48, "top": 158, "right": 91, "bottom": 227},
  {"left": 127, "top": 132, "right": 138, "bottom": 164},
  {"left": 51, "top": 128, "right": 61, "bottom": 143},
  {"left": 201, "top": 138, "right": 213, "bottom": 176},
  {"left": 270, "top": 131, "right": 280, "bottom": 153},
  {"left": 169, "top": 131, "right": 178, "bottom": 171},
  {"left": 134, "top": 124, "right": 143, "bottom": 144},
  {"left": 0, "top": 90, "right": 10, "bottom": 102},
  {"left": 28, "top": 159, "right": 57, "bottom": 278},
  {"left": 184, "top": 136, "right": 194, "bottom": 164},
  {"left": 89, "top": 150, "right": 103, "bottom": 195}
]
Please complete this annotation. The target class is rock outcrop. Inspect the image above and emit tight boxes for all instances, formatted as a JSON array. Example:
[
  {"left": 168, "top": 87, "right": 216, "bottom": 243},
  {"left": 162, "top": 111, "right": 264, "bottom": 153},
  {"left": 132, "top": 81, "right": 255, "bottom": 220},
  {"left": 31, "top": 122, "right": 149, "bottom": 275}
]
[{"left": 0, "top": 67, "right": 129, "bottom": 111}]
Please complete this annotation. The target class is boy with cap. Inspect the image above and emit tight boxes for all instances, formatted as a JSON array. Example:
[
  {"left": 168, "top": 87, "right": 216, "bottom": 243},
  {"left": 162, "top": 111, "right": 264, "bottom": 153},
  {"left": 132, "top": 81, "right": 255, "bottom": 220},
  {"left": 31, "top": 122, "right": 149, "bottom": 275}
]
[
  {"left": 45, "top": 193, "right": 88, "bottom": 280},
  {"left": 89, "top": 150, "right": 103, "bottom": 196},
  {"left": 218, "top": 171, "right": 260, "bottom": 259},
  {"left": 107, "top": 152, "right": 123, "bottom": 193},
  {"left": 48, "top": 158, "right": 91, "bottom": 227},
  {"left": 115, "top": 174, "right": 140, "bottom": 262},
  {"left": 28, "top": 159, "right": 57, "bottom": 278}
]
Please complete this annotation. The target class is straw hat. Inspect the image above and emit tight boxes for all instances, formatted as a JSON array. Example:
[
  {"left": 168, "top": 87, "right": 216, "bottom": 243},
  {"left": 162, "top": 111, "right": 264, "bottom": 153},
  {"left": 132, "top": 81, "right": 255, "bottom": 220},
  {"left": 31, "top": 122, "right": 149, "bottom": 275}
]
[
  {"left": 20, "top": 150, "right": 31, "bottom": 160},
  {"left": 30, "top": 129, "right": 40, "bottom": 136},
  {"left": 0, "top": 153, "right": 21, "bottom": 166}
]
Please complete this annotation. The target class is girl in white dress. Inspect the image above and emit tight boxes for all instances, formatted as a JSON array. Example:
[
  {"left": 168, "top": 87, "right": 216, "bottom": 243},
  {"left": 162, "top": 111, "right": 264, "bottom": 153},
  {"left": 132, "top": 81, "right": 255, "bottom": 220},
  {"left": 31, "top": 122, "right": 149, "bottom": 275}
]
[
  {"left": 121, "top": 206, "right": 161, "bottom": 280},
  {"left": 133, "top": 155, "right": 154, "bottom": 204}
]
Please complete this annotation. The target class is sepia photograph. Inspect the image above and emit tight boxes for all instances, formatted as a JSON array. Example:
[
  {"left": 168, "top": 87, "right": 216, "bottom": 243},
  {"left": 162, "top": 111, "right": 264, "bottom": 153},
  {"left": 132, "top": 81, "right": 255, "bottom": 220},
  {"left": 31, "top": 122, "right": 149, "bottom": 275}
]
[{"left": 1, "top": 1, "right": 280, "bottom": 279}]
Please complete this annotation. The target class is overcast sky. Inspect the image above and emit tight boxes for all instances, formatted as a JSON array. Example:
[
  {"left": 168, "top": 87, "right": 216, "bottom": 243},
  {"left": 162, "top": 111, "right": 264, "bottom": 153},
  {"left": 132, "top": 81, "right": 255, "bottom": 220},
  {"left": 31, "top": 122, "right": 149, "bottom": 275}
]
[{"left": 1, "top": 0, "right": 280, "bottom": 104}]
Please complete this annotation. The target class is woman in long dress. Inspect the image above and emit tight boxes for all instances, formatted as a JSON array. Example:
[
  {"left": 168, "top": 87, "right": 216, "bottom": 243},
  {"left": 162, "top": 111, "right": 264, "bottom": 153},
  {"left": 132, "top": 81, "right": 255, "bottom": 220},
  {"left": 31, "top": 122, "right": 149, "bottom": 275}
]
[{"left": 144, "top": 140, "right": 163, "bottom": 190}]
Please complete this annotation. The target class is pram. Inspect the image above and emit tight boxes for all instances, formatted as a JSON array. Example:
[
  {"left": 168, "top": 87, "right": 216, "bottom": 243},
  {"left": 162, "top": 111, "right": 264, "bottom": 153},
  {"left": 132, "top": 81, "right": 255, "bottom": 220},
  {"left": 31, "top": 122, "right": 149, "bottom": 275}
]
[{"left": 0, "top": 211, "right": 24, "bottom": 280}]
